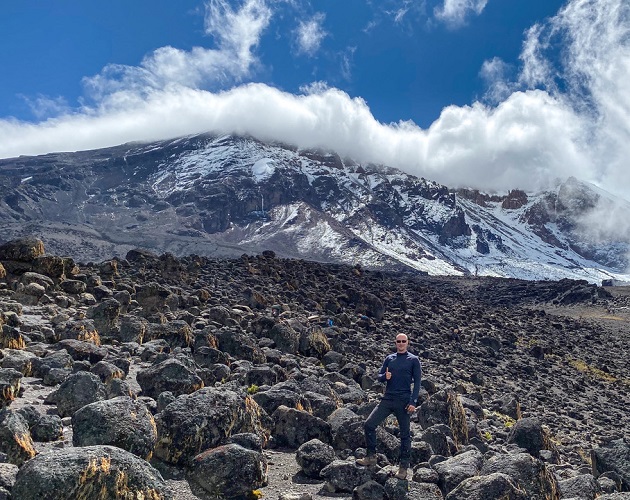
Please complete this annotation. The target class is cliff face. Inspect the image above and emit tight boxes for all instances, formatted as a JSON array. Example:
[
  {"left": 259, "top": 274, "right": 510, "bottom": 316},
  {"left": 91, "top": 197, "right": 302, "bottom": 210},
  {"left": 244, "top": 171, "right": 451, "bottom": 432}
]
[{"left": 1, "top": 134, "right": 629, "bottom": 282}]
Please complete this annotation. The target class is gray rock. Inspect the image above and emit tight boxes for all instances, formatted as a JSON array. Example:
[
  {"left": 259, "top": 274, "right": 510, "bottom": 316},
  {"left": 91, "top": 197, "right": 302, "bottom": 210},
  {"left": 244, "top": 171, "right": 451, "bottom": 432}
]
[
  {"left": 11, "top": 445, "right": 172, "bottom": 499},
  {"left": 592, "top": 439, "right": 630, "bottom": 491},
  {"left": 87, "top": 298, "right": 121, "bottom": 336},
  {"left": 433, "top": 448, "right": 485, "bottom": 495},
  {"left": 0, "top": 463, "right": 18, "bottom": 491},
  {"left": 31, "top": 414, "right": 63, "bottom": 442},
  {"left": 188, "top": 443, "right": 267, "bottom": 499},
  {"left": 0, "top": 349, "right": 37, "bottom": 377},
  {"left": 0, "top": 409, "right": 36, "bottom": 465},
  {"left": 31, "top": 349, "right": 74, "bottom": 378},
  {"left": 136, "top": 357, "right": 203, "bottom": 399},
  {"left": 60, "top": 279, "right": 87, "bottom": 295},
  {"left": 72, "top": 396, "right": 157, "bottom": 459},
  {"left": 353, "top": 480, "right": 386, "bottom": 500},
  {"left": 0, "top": 238, "right": 45, "bottom": 262},
  {"left": 507, "top": 417, "right": 558, "bottom": 461},
  {"left": 445, "top": 472, "right": 528, "bottom": 500},
  {"left": 45, "top": 371, "right": 108, "bottom": 417},
  {"left": 118, "top": 314, "right": 149, "bottom": 343},
  {"left": 148, "top": 320, "right": 194, "bottom": 349},
  {"left": 0, "top": 367, "right": 22, "bottom": 408},
  {"left": 154, "top": 387, "right": 269, "bottom": 466},
  {"left": 480, "top": 452, "right": 559, "bottom": 500},
  {"left": 90, "top": 360, "right": 125, "bottom": 383},
  {"left": 321, "top": 460, "right": 372, "bottom": 493},
  {"left": 296, "top": 439, "right": 337, "bottom": 478},
  {"left": 272, "top": 405, "right": 332, "bottom": 448},
  {"left": 253, "top": 385, "right": 311, "bottom": 416},
  {"left": 55, "top": 339, "right": 108, "bottom": 364},
  {"left": 557, "top": 474, "right": 600, "bottom": 500},
  {"left": 418, "top": 389, "right": 469, "bottom": 449}
]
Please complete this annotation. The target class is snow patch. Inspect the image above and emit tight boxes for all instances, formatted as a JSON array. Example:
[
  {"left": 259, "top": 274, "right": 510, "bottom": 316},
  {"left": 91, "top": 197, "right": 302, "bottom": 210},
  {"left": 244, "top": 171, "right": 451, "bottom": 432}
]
[{"left": 252, "top": 158, "right": 276, "bottom": 182}]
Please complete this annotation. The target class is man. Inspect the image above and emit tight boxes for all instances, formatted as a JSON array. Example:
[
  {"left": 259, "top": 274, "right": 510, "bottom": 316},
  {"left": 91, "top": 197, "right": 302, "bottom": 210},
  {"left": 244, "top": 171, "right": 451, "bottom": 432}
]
[{"left": 356, "top": 333, "right": 422, "bottom": 480}]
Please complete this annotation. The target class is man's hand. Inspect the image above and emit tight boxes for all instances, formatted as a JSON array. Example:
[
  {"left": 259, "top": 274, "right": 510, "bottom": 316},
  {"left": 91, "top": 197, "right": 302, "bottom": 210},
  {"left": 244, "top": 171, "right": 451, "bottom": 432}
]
[
  {"left": 385, "top": 367, "right": 391, "bottom": 380},
  {"left": 405, "top": 404, "right": 416, "bottom": 414}
]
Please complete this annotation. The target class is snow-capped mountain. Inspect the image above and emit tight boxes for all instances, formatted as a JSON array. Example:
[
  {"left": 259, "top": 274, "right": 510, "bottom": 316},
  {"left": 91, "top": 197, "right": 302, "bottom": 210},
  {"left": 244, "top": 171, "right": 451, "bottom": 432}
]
[{"left": 1, "top": 133, "right": 628, "bottom": 283}]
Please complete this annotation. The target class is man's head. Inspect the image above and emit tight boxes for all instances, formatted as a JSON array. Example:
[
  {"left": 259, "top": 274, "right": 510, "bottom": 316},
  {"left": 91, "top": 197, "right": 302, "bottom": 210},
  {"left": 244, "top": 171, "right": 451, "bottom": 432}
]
[{"left": 395, "top": 333, "right": 409, "bottom": 353}]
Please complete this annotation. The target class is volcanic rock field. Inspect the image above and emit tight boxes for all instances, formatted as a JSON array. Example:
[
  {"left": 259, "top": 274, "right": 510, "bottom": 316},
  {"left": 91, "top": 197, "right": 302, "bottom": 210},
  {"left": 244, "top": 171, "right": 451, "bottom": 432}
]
[{"left": 1, "top": 237, "right": 629, "bottom": 499}]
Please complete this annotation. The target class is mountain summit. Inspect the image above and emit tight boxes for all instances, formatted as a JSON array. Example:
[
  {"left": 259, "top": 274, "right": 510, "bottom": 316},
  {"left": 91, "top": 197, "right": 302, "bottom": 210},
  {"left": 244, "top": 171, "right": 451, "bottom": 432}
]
[{"left": 1, "top": 133, "right": 628, "bottom": 283}]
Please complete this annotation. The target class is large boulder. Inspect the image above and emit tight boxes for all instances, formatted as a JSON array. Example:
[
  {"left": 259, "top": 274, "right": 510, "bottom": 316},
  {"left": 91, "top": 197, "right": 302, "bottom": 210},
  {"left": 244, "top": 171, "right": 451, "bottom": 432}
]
[
  {"left": 320, "top": 460, "right": 372, "bottom": 493},
  {"left": 118, "top": 315, "right": 149, "bottom": 343},
  {"left": 18, "top": 272, "right": 54, "bottom": 291},
  {"left": 507, "top": 417, "right": 558, "bottom": 461},
  {"left": 12, "top": 283, "right": 46, "bottom": 306},
  {"left": 557, "top": 474, "right": 601, "bottom": 500},
  {"left": 134, "top": 282, "right": 173, "bottom": 315},
  {"left": 296, "top": 439, "right": 337, "bottom": 478},
  {"left": 154, "top": 388, "right": 269, "bottom": 466},
  {"left": 0, "top": 409, "right": 36, "bottom": 466},
  {"left": 59, "top": 319, "right": 101, "bottom": 345},
  {"left": 252, "top": 385, "right": 312, "bottom": 416},
  {"left": 418, "top": 389, "right": 468, "bottom": 448},
  {"left": 11, "top": 445, "right": 172, "bottom": 499},
  {"left": 88, "top": 298, "right": 121, "bottom": 337},
  {"left": 1, "top": 324, "right": 26, "bottom": 349},
  {"left": 45, "top": 371, "right": 108, "bottom": 417},
  {"left": 217, "top": 329, "right": 266, "bottom": 363},
  {"left": 0, "top": 238, "right": 45, "bottom": 262},
  {"left": 0, "top": 463, "right": 18, "bottom": 493},
  {"left": 272, "top": 405, "right": 332, "bottom": 448},
  {"left": 433, "top": 448, "right": 485, "bottom": 495},
  {"left": 445, "top": 472, "right": 528, "bottom": 500},
  {"left": 72, "top": 396, "right": 157, "bottom": 460},
  {"left": 1, "top": 350, "right": 37, "bottom": 376},
  {"left": 55, "top": 339, "right": 108, "bottom": 364},
  {"left": 188, "top": 443, "right": 268, "bottom": 499},
  {"left": 31, "top": 349, "right": 74, "bottom": 382},
  {"left": 268, "top": 323, "right": 300, "bottom": 353},
  {"left": 298, "top": 327, "right": 331, "bottom": 359},
  {"left": 592, "top": 439, "right": 630, "bottom": 491},
  {"left": 147, "top": 320, "right": 194, "bottom": 349},
  {"left": 136, "top": 358, "right": 203, "bottom": 399},
  {"left": 480, "top": 452, "right": 559, "bottom": 499},
  {"left": 353, "top": 480, "right": 387, "bottom": 500}
]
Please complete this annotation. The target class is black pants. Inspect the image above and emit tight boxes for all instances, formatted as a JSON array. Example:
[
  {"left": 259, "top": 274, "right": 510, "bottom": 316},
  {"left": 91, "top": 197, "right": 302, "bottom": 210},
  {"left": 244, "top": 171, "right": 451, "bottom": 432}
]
[{"left": 364, "top": 398, "right": 411, "bottom": 467}]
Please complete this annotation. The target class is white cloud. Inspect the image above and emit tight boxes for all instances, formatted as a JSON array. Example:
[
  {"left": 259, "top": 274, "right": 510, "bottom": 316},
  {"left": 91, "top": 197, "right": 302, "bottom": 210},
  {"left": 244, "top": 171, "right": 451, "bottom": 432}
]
[
  {"left": 479, "top": 57, "right": 514, "bottom": 103},
  {"left": 0, "top": 85, "right": 590, "bottom": 194},
  {"left": 84, "top": 0, "right": 272, "bottom": 100},
  {"left": 515, "top": 0, "right": 630, "bottom": 197},
  {"left": 21, "top": 95, "right": 71, "bottom": 120},
  {"left": 434, "top": 0, "right": 488, "bottom": 28},
  {"left": 1, "top": 0, "right": 629, "bottom": 207},
  {"left": 294, "top": 13, "right": 327, "bottom": 56}
]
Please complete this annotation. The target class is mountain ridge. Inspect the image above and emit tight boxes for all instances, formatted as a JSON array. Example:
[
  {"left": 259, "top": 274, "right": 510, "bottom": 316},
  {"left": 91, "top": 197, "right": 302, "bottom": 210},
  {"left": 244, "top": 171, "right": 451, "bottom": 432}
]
[{"left": 1, "top": 133, "right": 629, "bottom": 284}]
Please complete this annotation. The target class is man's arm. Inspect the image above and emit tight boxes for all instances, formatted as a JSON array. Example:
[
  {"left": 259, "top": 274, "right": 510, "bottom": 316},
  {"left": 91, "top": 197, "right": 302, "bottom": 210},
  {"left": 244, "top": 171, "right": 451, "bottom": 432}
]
[
  {"left": 377, "top": 357, "right": 390, "bottom": 383},
  {"left": 409, "top": 357, "right": 422, "bottom": 405}
]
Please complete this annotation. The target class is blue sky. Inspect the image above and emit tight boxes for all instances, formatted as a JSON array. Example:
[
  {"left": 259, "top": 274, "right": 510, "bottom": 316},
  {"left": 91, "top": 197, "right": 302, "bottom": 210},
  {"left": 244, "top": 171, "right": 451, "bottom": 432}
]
[{"left": 1, "top": 0, "right": 629, "bottom": 200}]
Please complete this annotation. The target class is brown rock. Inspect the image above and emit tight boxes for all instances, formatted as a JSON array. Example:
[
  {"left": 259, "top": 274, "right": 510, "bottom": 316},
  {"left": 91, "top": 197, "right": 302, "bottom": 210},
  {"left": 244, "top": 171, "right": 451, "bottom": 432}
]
[{"left": 0, "top": 238, "right": 45, "bottom": 262}]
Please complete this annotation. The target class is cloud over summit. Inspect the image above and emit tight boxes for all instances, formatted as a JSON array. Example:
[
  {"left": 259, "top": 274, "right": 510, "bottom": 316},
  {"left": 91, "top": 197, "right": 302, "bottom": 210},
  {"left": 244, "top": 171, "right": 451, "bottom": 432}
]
[{"left": 1, "top": 0, "right": 629, "bottom": 203}]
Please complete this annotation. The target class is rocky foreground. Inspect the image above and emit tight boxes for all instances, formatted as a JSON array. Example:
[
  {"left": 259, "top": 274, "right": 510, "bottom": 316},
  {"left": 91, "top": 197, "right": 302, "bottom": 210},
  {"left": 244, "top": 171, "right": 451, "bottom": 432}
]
[{"left": 0, "top": 237, "right": 629, "bottom": 500}]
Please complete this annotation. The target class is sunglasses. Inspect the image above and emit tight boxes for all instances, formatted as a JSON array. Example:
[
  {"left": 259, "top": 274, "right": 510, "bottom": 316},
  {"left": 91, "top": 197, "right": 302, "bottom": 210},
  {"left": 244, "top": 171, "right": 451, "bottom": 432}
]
[{"left": 395, "top": 340, "right": 407, "bottom": 343}]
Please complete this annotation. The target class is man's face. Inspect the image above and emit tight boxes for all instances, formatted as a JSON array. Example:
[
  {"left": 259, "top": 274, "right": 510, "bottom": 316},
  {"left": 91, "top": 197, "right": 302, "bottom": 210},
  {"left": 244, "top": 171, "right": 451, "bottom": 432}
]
[{"left": 395, "top": 335, "right": 408, "bottom": 353}]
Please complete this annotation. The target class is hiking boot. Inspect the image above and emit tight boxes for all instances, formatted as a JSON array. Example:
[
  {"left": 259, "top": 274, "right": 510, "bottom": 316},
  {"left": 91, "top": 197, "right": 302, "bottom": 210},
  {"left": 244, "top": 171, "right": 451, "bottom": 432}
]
[
  {"left": 394, "top": 466, "right": 408, "bottom": 480},
  {"left": 356, "top": 455, "right": 377, "bottom": 466}
]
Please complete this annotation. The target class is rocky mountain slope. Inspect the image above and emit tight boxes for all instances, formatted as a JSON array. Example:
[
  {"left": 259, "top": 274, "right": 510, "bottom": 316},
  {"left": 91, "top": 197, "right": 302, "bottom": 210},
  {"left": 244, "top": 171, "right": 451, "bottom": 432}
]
[
  {"left": 1, "top": 134, "right": 629, "bottom": 284},
  {"left": 1, "top": 238, "right": 629, "bottom": 498}
]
